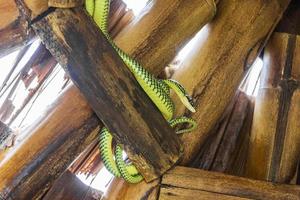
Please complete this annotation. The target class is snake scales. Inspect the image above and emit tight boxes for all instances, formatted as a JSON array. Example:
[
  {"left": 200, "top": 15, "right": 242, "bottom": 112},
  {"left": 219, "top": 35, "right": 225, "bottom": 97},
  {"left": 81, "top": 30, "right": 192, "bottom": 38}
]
[{"left": 85, "top": 0, "right": 197, "bottom": 183}]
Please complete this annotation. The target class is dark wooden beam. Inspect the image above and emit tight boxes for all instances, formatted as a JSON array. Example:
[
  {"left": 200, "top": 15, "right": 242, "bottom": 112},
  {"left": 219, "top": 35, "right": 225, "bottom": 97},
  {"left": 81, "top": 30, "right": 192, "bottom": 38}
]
[{"left": 32, "top": 7, "right": 182, "bottom": 182}]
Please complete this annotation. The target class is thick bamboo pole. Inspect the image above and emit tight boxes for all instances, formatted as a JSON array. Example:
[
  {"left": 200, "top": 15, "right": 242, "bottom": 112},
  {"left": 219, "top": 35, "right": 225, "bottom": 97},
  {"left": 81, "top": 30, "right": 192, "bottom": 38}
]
[
  {"left": 0, "top": 0, "right": 36, "bottom": 58},
  {"left": 170, "top": 0, "right": 291, "bottom": 164},
  {"left": 245, "top": 32, "right": 300, "bottom": 183},
  {"left": 0, "top": 86, "right": 99, "bottom": 200}
]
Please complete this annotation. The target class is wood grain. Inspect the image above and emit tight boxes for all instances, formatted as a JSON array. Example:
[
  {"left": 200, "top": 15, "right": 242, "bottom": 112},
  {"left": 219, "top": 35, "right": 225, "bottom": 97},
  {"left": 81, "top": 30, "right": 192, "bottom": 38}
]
[
  {"left": 245, "top": 32, "right": 300, "bottom": 183},
  {"left": 0, "top": 86, "right": 99, "bottom": 200},
  {"left": 48, "top": 0, "right": 84, "bottom": 8},
  {"left": 32, "top": 7, "right": 182, "bottom": 182},
  {"left": 170, "top": 0, "right": 291, "bottom": 164},
  {"left": 114, "top": 0, "right": 217, "bottom": 75},
  {"left": 0, "top": 0, "right": 35, "bottom": 58},
  {"left": 160, "top": 166, "right": 300, "bottom": 199}
]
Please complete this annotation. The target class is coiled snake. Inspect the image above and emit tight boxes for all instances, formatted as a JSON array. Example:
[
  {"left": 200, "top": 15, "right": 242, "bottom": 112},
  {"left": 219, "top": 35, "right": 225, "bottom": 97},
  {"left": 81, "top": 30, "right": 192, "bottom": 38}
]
[{"left": 85, "top": 0, "right": 197, "bottom": 183}]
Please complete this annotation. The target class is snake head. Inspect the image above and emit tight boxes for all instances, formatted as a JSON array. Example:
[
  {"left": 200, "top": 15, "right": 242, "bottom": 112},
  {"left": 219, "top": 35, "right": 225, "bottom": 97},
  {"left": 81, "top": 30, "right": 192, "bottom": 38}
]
[{"left": 182, "top": 94, "right": 196, "bottom": 113}]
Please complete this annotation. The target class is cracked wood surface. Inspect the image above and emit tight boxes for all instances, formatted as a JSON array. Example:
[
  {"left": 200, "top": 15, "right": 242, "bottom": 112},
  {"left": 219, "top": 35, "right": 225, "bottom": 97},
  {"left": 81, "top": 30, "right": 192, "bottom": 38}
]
[
  {"left": 160, "top": 166, "right": 300, "bottom": 200},
  {"left": 32, "top": 7, "right": 183, "bottom": 182}
]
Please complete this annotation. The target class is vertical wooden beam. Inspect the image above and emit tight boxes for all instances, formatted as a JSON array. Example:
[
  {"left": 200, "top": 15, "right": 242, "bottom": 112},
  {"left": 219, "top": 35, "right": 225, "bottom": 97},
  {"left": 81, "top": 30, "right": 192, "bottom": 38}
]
[
  {"left": 245, "top": 32, "right": 300, "bottom": 183},
  {"left": 32, "top": 7, "right": 182, "bottom": 182},
  {"left": 169, "top": 0, "right": 291, "bottom": 164}
]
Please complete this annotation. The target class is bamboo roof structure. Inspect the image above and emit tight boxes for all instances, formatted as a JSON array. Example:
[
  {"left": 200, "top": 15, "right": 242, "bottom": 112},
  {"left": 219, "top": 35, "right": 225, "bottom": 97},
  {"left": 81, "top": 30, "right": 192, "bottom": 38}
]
[{"left": 0, "top": 0, "right": 300, "bottom": 199}]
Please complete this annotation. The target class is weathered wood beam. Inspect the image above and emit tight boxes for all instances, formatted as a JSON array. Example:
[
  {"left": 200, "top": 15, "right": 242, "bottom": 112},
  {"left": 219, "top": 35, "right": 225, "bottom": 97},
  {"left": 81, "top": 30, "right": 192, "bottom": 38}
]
[
  {"left": 32, "top": 7, "right": 182, "bottom": 182},
  {"left": 245, "top": 32, "right": 300, "bottom": 183},
  {"left": 170, "top": 0, "right": 291, "bottom": 164},
  {"left": 160, "top": 166, "right": 300, "bottom": 199}
]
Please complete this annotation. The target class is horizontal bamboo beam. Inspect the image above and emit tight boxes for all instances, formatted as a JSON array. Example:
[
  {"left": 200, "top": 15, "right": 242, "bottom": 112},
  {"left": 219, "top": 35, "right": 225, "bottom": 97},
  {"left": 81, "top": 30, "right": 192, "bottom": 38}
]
[
  {"left": 245, "top": 32, "right": 300, "bottom": 183},
  {"left": 0, "top": 86, "right": 99, "bottom": 200},
  {"left": 160, "top": 166, "right": 300, "bottom": 199},
  {"left": 114, "top": 0, "right": 216, "bottom": 75},
  {"left": 170, "top": 0, "right": 291, "bottom": 164},
  {"left": 32, "top": 7, "right": 182, "bottom": 182}
]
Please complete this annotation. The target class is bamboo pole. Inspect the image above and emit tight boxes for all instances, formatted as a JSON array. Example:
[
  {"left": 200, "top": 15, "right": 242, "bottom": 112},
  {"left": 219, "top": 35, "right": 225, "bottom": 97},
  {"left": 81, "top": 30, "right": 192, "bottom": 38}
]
[
  {"left": 245, "top": 32, "right": 300, "bottom": 183},
  {"left": 170, "top": 0, "right": 291, "bottom": 164},
  {"left": 0, "top": 0, "right": 35, "bottom": 58}
]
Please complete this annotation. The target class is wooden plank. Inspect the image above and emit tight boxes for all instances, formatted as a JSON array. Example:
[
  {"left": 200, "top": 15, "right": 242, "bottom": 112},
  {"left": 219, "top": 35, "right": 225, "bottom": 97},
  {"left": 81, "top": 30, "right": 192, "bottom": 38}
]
[
  {"left": 245, "top": 32, "right": 300, "bottom": 183},
  {"left": 160, "top": 187, "right": 249, "bottom": 200},
  {"left": 32, "top": 7, "right": 182, "bottom": 182},
  {"left": 161, "top": 167, "right": 300, "bottom": 199},
  {"left": 48, "top": 0, "right": 84, "bottom": 8},
  {"left": 169, "top": 0, "right": 291, "bottom": 164}
]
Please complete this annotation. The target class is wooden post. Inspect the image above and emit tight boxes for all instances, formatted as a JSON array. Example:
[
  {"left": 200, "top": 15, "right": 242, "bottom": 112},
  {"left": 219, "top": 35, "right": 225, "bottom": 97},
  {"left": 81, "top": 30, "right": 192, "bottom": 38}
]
[
  {"left": 245, "top": 32, "right": 300, "bottom": 183},
  {"left": 32, "top": 7, "right": 182, "bottom": 182},
  {"left": 160, "top": 166, "right": 300, "bottom": 199},
  {"left": 169, "top": 0, "right": 291, "bottom": 164}
]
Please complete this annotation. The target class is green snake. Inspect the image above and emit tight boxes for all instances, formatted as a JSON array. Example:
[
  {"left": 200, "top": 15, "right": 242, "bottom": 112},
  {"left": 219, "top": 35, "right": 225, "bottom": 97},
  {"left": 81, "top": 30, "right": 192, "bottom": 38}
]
[{"left": 85, "top": 0, "right": 197, "bottom": 183}]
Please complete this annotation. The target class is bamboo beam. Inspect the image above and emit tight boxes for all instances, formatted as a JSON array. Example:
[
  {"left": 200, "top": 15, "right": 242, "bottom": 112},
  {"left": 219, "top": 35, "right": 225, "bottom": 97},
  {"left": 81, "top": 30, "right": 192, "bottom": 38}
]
[
  {"left": 32, "top": 7, "right": 182, "bottom": 182},
  {"left": 245, "top": 32, "right": 300, "bottom": 183},
  {"left": 0, "top": 86, "right": 99, "bottom": 199},
  {"left": 0, "top": 0, "right": 35, "bottom": 58},
  {"left": 160, "top": 166, "right": 300, "bottom": 199},
  {"left": 170, "top": 0, "right": 291, "bottom": 164},
  {"left": 114, "top": 0, "right": 216, "bottom": 75}
]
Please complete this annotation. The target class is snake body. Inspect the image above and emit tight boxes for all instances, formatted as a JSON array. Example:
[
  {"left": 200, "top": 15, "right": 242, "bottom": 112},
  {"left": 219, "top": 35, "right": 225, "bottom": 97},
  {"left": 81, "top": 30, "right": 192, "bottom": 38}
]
[{"left": 85, "top": 0, "right": 197, "bottom": 183}]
